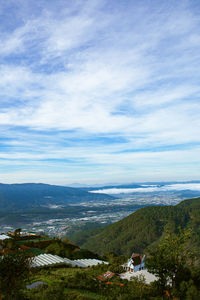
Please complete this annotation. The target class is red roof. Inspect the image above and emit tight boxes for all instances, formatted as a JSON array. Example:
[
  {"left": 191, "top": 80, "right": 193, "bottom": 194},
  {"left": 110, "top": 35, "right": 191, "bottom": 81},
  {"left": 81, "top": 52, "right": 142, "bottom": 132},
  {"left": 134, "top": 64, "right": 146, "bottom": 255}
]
[
  {"left": 131, "top": 253, "right": 144, "bottom": 266},
  {"left": 98, "top": 271, "right": 116, "bottom": 281}
]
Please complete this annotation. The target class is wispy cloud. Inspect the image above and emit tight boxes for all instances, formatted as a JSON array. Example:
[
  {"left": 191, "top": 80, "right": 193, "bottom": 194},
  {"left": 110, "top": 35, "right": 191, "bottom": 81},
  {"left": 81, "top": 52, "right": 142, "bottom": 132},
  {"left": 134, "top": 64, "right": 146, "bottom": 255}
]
[{"left": 0, "top": 0, "right": 200, "bottom": 183}]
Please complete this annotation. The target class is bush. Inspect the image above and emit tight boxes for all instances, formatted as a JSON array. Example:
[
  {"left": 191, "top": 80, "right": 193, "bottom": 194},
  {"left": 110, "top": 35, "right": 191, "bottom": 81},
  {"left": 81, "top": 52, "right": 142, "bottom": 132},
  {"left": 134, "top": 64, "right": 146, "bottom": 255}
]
[{"left": 0, "top": 251, "right": 32, "bottom": 299}]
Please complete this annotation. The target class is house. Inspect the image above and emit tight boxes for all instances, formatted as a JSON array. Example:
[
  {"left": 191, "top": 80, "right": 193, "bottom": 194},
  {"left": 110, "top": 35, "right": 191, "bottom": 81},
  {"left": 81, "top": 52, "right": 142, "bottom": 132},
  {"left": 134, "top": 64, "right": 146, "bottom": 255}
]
[{"left": 122, "top": 253, "right": 145, "bottom": 273}]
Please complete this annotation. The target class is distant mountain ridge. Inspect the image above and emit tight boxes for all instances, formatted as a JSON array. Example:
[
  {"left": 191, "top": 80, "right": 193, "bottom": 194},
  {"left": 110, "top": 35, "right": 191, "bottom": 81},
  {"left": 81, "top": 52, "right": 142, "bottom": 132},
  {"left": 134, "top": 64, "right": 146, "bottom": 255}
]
[
  {"left": 76, "top": 197, "right": 200, "bottom": 256},
  {"left": 0, "top": 183, "right": 114, "bottom": 211}
]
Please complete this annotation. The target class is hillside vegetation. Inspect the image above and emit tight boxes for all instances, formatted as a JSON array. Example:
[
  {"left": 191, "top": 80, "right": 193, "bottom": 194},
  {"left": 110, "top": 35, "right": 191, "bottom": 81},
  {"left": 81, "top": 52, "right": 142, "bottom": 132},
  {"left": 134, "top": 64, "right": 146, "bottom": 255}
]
[{"left": 78, "top": 197, "right": 200, "bottom": 256}]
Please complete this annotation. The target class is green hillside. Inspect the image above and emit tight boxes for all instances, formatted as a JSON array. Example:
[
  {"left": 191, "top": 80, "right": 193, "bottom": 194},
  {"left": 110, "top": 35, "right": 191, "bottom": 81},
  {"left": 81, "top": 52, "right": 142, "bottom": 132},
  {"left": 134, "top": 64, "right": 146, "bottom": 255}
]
[{"left": 80, "top": 197, "right": 200, "bottom": 256}]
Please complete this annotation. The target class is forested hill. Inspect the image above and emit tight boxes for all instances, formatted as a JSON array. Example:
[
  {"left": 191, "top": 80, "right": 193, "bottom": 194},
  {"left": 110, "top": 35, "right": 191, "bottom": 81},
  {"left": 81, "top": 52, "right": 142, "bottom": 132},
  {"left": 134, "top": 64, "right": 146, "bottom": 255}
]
[
  {"left": 79, "top": 197, "right": 200, "bottom": 256},
  {"left": 0, "top": 183, "right": 114, "bottom": 211}
]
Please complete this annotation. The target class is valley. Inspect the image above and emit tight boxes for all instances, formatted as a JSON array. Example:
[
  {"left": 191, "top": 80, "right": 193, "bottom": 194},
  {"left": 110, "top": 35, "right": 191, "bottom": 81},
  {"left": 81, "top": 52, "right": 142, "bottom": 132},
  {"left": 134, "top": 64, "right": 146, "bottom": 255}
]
[{"left": 1, "top": 182, "right": 199, "bottom": 238}]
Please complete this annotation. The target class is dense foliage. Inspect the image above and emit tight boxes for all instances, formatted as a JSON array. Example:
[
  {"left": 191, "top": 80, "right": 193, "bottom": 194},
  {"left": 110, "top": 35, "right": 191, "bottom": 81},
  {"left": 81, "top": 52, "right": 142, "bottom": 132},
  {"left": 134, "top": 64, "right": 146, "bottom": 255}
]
[
  {"left": 0, "top": 251, "right": 32, "bottom": 299},
  {"left": 146, "top": 229, "right": 197, "bottom": 297},
  {"left": 80, "top": 198, "right": 200, "bottom": 256}
]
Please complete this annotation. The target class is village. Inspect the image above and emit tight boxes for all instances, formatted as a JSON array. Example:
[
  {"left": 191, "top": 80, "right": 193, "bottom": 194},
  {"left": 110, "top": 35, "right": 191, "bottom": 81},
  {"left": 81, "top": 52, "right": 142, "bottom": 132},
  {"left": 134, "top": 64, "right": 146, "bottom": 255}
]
[{"left": 0, "top": 230, "right": 157, "bottom": 291}]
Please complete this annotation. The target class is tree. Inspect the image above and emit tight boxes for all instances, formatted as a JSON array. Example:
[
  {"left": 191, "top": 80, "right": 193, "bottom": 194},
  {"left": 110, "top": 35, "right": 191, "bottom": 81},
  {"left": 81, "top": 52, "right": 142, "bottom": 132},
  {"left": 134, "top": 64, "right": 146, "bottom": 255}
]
[
  {"left": 145, "top": 229, "right": 193, "bottom": 296},
  {"left": 130, "top": 274, "right": 146, "bottom": 300},
  {"left": 0, "top": 251, "right": 32, "bottom": 299},
  {"left": 2, "top": 238, "right": 17, "bottom": 250},
  {"left": 14, "top": 228, "right": 21, "bottom": 239}
]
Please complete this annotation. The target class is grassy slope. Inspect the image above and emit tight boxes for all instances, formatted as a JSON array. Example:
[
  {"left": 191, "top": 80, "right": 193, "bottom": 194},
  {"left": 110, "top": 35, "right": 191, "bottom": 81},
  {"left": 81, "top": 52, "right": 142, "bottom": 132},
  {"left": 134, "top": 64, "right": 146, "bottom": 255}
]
[
  {"left": 80, "top": 198, "right": 200, "bottom": 256},
  {"left": 24, "top": 266, "right": 107, "bottom": 300}
]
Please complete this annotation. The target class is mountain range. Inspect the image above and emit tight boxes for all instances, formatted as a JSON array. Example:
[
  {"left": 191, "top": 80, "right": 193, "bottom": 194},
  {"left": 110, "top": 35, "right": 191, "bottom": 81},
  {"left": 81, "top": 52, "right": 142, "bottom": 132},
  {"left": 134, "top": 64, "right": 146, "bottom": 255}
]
[{"left": 0, "top": 183, "right": 114, "bottom": 211}]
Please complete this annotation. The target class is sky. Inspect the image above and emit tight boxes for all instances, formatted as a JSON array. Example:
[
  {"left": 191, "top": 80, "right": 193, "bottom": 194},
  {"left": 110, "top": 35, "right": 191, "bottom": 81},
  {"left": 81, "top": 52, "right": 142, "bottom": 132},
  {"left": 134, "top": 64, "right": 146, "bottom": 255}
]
[{"left": 0, "top": 0, "right": 200, "bottom": 185}]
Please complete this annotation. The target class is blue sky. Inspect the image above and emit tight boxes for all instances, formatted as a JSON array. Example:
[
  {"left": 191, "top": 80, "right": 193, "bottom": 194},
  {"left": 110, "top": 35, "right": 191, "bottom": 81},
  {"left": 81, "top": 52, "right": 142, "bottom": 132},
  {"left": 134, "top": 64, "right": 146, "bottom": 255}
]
[{"left": 0, "top": 0, "right": 200, "bottom": 185}]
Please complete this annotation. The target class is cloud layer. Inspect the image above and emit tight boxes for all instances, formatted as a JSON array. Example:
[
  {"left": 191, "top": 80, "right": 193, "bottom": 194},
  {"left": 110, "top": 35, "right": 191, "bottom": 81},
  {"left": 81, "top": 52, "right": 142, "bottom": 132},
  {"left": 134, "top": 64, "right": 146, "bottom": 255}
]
[
  {"left": 0, "top": 0, "right": 200, "bottom": 184},
  {"left": 90, "top": 183, "right": 200, "bottom": 194}
]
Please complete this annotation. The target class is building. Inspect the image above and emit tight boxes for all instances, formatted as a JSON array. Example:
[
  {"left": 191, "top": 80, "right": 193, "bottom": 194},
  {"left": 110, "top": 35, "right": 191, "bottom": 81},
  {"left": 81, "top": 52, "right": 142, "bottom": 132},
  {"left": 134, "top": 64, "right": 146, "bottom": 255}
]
[
  {"left": 122, "top": 253, "right": 145, "bottom": 273},
  {"left": 7, "top": 231, "right": 37, "bottom": 237},
  {"left": 98, "top": 271, "right": 116, "bottom": 281},
  {"left": 31, "top": 254, "right": 108, "bottom": 268}
]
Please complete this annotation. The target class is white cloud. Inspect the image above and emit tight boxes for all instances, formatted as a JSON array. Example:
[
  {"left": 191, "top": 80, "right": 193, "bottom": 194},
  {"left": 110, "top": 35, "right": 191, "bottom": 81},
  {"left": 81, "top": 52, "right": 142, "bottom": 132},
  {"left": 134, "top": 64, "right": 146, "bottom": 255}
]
[
  {"left": 90, "top": 183, "right": 200, "bottom": 194},
  {"left": 0, "top": 0, "right": 200, "bottom": 183}
]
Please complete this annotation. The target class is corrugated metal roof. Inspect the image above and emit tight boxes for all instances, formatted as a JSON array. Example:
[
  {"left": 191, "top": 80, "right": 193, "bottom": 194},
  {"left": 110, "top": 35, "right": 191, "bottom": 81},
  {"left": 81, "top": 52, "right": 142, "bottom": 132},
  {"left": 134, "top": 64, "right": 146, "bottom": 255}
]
[
  {"left": 31, "top": 254, "right": 68, "bottom": 267},
  {"left": 31, "top": 254, "right": 108, "bottom": 268},
  {"left": 74, "top": 258, "right": 109, "bottom": 267}
]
